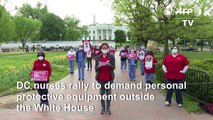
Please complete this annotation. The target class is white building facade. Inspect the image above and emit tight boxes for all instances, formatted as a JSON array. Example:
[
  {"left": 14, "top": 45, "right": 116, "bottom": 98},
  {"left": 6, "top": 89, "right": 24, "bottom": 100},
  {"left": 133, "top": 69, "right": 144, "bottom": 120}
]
[{"left": 83, "top": 23, "right": 129, "bottom": 41}]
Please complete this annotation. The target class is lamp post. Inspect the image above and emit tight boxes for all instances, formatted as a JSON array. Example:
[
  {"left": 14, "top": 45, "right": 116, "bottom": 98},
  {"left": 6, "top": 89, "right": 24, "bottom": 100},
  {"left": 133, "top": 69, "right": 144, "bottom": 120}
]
[
  {"left": 36, "top": 31, "right": 39, "bottom": 50},
  {"left": 59, "top": 34, "right": 62, "bottom": 41}
]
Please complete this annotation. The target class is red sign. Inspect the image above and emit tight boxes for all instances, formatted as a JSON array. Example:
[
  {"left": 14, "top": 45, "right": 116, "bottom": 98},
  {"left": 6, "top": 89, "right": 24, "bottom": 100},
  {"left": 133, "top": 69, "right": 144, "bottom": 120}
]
[
  {"left": 82, "top": 40, "right": 91, "bottom": 52},
  {"left": 67, "top": 54, "right": 75, "bottom": 60},
  {"left": 31, "top": 70, "right": 48, "bottom": 82},
  {"left": 129, "top": 54, "right": 137, "bottom": 59},
  {"left": 121, "top": 52, "right": 127, "bottom": 57}
]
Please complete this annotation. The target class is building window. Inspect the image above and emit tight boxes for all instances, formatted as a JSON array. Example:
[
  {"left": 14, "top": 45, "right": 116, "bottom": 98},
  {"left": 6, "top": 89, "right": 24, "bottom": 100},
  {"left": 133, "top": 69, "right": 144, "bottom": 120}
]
[
  {"left": 89, "top": 36, "right": 91, "bottom": 40},
  {"left": 99, "top": 36, "right": 101, "bottom": 40},
  {"left": 93, "top": 36, "right": 95, "bottom": 40},
  {"left": 93, "top": 31, "right": 95, "bottom": 34},
  {"left": 109, "top": 36, "right": 111, "bottom": 40}
]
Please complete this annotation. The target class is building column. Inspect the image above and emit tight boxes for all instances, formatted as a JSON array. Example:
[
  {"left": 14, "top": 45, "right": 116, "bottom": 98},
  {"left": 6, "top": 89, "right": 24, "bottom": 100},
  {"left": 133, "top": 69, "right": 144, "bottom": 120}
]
[
  {"left": 106, "top": 29, "right": 109, "bottom": 40},
  {"left": 112, "top": 29, "right": 114, "bottom": 40},
  {"left": 101, "top": 29, "right": 104, "bottom": 40},
  {"left": 96, "top": 29, "right": 98, "bottom": 40}
]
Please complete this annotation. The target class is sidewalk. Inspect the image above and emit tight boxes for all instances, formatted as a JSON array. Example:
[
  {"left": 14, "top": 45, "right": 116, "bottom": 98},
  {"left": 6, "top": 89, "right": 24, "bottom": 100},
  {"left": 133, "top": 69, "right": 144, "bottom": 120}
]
[{"left": 0, "top": 52, "right": 212, "bottom": 120}]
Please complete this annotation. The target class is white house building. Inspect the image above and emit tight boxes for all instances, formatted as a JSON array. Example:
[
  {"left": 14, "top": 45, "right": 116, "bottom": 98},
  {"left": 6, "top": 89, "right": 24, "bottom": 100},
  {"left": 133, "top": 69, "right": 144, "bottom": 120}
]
[{"left": 83, "top": 15, "right": 129, "bottom": 41}]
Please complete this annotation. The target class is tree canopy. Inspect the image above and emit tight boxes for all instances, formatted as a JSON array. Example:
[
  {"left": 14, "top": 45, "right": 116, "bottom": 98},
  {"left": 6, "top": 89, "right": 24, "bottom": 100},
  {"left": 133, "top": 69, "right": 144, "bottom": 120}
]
[{"left": 113, "top": 0, "right": 213, "bottom": 56}]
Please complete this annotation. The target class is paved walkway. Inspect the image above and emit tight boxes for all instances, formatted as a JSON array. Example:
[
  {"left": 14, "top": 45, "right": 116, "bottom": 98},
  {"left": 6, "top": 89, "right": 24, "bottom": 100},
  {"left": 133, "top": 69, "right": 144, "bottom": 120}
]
[{"left": 0, "top": 51, "right": 212, "bottom": 120}]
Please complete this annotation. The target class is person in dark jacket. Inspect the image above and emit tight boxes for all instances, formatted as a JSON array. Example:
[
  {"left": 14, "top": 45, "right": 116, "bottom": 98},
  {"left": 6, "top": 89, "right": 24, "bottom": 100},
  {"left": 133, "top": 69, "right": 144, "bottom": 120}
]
[
  {"left": 31, "top": 52, "right": 52, "bottom": 106},
  {"left": 95, "top": 43, "right": 115, "bottom": 115},
  {"left": 119, "top": 47, "right": 128, "bottom": 71}
]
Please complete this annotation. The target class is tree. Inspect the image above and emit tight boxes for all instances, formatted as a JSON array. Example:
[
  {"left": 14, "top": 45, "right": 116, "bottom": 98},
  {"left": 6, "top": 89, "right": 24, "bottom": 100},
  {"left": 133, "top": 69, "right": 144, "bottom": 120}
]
[
  {"left": 13, "top": 16, "right": 42, "bottom": 50},
  {"left": 17, "top": 2, "right": 63, "bottom": 41},
  {"left": 113, "top": 0, "right": 213, "bottom": 56},
  {"left": 114, "top": 30, "right": 126, "bottom": 46},
  {"left": 80, "top": 25, "right": 88, "bottom": 40},
  {"left": 0, "top": 6, "right": 15, "bottom": 42},
  {"left": 17, "top": 2, "right": 48, "bottom": 20},
  {"left": 64, "top": 16, "right": 83, "bottom": 40},
  {"left": 66, "top": 28, "right": 82, "bottom": 41},
  {"left": 40, "top": 13, "right": 65, "bottom": 40}
]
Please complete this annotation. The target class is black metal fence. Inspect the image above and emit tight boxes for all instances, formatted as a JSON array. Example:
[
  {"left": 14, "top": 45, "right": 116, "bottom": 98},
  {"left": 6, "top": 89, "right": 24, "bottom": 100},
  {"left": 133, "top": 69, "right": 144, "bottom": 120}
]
[
  {"left": 184, "top": 68, "right": 211, "bottom": 102},
  {"left": 184, "top": 68, "right": 213, "bottom": 114}
]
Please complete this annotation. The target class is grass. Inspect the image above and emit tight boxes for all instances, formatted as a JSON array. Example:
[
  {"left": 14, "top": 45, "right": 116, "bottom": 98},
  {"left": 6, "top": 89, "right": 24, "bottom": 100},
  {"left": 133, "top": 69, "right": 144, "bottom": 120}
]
[{"left": 0, "top": 51, "right": 76, "bottom": 95}]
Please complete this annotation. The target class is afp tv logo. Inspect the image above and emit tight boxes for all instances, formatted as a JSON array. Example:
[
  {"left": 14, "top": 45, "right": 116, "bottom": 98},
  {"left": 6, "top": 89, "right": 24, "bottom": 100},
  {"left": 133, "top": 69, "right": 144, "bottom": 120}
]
[{"left": 176, "top": 8, "right": 194, "bottom": 26}]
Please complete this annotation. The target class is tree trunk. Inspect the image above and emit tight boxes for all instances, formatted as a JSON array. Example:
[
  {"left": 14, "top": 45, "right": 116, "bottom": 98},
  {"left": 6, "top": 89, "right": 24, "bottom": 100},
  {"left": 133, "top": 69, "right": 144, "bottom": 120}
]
[
  {"left": 163, "top": 39, "right": 169, "bottom": 57},
  {"left": 201, "top": 45, "right": 203, "bottom": 52},
  {"left": 172, "top": 39, "right": 175, "bottom": 46},
  {"left": 21, "top": 40, "right": 26, "bottom": 52}
]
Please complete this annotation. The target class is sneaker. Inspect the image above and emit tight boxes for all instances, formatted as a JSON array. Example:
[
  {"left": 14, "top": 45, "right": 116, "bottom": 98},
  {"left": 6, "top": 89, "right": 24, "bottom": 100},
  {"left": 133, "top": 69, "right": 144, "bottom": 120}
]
[
  {"left": 78, "top": 78, "right": 81, "bottom": 80},
  {"left": 90, "top": 69, "right": 92, "bottom": 71},
  {"left": 101, "top": 109, "right": 105, "bottom": 114},
  {"left": 106, "top": 109, "right": 111, "bottom": 115},
  {"left": 87, "top": 69, "right": 89, "bottom": 71},
  {"left": 178, "top": 104, "right": 183, "bottom": 108},
  {"left": 165, "top": 101, "right": 170, "bottom": 106}
]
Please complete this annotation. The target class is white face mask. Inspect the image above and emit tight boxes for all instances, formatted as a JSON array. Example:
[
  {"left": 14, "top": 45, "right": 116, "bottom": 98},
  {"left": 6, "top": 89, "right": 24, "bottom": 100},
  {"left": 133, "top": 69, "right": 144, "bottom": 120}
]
[
  {"left": 38, "top": 56, "right": 44, "bottom": 61},
  {"left": 102, "top": 49, "right": 109, "bottom": 54}
]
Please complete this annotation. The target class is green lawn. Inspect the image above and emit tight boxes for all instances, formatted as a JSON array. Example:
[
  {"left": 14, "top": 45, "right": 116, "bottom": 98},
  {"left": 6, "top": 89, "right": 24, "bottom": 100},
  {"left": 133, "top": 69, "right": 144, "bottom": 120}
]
[{"left": 0, "top": 51, "right": 76, "bottom": 95}]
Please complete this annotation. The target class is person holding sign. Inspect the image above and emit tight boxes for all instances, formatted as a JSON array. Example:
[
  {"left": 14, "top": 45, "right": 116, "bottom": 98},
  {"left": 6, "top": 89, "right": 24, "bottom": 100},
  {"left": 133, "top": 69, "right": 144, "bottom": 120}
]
[
  {"left": 109, "top": 46, "right": 115, "bottom": 56},
  {"left": 128, "top": 49, "right": 137, "bottom": 81},
  {"left": 95, "top": 43, "right": 115, "bottom": 115},
  {"left": 94, "top": 46, "right": 100, "bottom": 57},
  {"left": 119, "top": 47, "right": 128, "bottom": 71},
  {"left": 138, "top": 47, "right": 146, "bottom": 75},
  {"left": 76, "top": 45, "right": 86, "bottom": 80},
  {"left": 143, "top": 51, "right": 157, "bottom": 84},
  {"left": 31, "top": 52, "right": 52, "bottom": 106},
  {"left": 67, "top": 48, "right": 76, "bottom": 74},
  {"left": 162, "top": 46, "right": 189, "bottom": 108},
  {"left": 86, "top": 50, "right": 92, "bottom": 71}
]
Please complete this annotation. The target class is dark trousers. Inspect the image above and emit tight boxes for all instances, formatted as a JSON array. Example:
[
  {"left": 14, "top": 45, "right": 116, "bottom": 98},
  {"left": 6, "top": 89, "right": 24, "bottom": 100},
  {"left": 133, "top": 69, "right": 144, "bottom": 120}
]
[
  {"left": 165, "top": 80, "right": 184, "bottom": 104},
  {"left": 87, "top": 58, "right": 92, "bottom": 69},
  {"left": 36, "top": 82, "right": 49, "bottom": 104},
  {"left": 98, "top": 81, "right": 112, "bottom": 110}
]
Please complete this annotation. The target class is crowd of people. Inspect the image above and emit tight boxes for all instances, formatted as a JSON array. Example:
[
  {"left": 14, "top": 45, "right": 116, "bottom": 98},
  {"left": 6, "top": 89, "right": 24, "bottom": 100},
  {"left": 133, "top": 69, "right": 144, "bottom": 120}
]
[{"left": 30, "top": 42, "right": 189, "bottom": 115}]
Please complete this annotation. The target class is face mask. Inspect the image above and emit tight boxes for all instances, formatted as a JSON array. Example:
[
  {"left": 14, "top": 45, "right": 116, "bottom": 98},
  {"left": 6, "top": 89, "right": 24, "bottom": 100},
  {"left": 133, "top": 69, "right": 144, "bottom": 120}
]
[
  {"left": 38, "top": 56, "right": 44, "bottom": 61},
  {"left": 102, "top": 49, "right": 109, "bottom": 54},
  {"left": 79, "top": 48, "right": 83, "bottom": 50},
  {"left": 171, "top": 49, "right": 178, "bottom": 54}
]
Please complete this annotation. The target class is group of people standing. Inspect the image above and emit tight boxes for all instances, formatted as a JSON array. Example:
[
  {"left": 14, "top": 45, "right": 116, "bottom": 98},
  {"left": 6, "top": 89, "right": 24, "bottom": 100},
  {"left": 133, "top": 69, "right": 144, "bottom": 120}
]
[
  {"left": 119, "top": 46, "right": 157, "bottom": 84},
  {"left": 66, "top": 44, "right": 115, "bottom": 81},
  {"left": 30, "top": 43, "right": 189, "bottom": 115}
]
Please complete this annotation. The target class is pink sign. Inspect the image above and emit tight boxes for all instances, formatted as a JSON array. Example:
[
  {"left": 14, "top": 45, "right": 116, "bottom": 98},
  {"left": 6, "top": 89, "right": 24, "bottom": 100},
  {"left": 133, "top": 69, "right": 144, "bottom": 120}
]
[
  {"left": 68, "top": 54, "right": 75, "bottom": 60},
  {"left": 95, "top": 50, "right": 99, "bottom": 55},
  {"left": 31, "top": 70, "right": 48, "bottom": 81},
  {"left": 129, "top": 54, "right": 137, "bottom": 59},
  {"left": 121, "top": 52, "right": 127, "bottom": 57}
]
